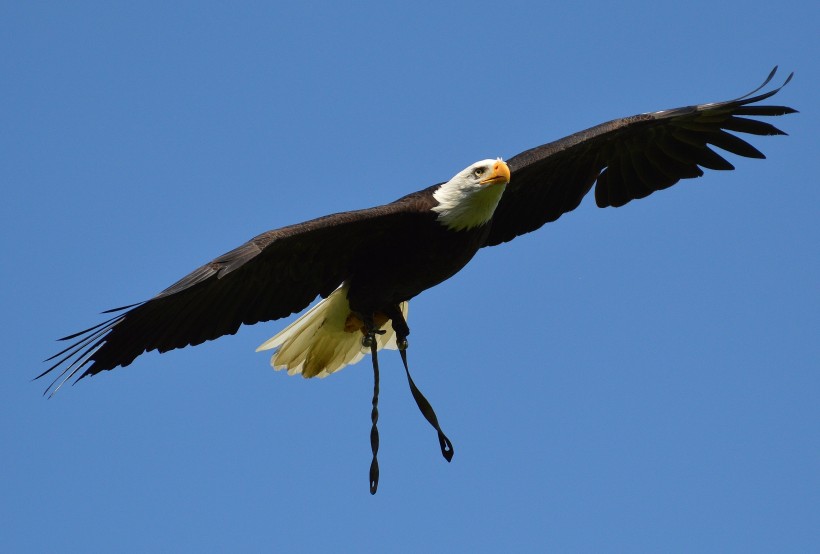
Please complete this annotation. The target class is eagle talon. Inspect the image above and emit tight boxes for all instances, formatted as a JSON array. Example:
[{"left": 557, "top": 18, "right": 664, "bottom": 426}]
[{"left": 362, "top": 329, "right": 386, "bottom": 348}]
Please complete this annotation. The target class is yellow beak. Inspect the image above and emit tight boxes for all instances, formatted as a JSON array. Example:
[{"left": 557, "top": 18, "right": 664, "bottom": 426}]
[{"left": 480, "top": 160, "right": 511, "bottom": 186}]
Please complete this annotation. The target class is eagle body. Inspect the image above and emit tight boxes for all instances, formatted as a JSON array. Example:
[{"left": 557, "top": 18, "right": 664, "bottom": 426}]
[
  {"left": 345, "top": 190, "right": 491, "bottom": 315},
  {"left": 255, "top": 161, "right": 510, "bottom": 377},
  {"left": 254, "top": 193, "right": 496, "bottom": 378},
  {"left": 41, "top": 68, "right": 796, "bottom": 396}
]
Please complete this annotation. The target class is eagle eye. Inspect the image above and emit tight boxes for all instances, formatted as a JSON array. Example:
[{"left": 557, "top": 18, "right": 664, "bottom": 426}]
[{"left": 473, "top": 167, "right": 486, "bottom": 177}]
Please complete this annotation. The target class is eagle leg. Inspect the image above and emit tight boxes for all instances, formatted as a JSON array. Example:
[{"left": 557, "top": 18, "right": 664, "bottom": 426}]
[{"left": 385, "top": 306, "right": 455, "bottom": 464}]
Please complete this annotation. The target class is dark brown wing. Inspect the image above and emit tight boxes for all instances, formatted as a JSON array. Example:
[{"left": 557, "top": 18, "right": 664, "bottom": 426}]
[
  {"left": 39, "top": 189, "right": 436, "bottom": 395},
  {"left": 483, "top": 67, "right": 796, "bottom": 247}
]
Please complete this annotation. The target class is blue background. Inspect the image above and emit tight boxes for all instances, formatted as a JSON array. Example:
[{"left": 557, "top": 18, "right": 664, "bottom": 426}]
[{"left": 3, "top": 1, "right": 818, "bottom": 552}]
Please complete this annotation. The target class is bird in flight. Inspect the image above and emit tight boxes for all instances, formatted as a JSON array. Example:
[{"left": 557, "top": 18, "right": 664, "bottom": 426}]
[{"left": 41, "top": 68, "right": 795, "bottom": 493}]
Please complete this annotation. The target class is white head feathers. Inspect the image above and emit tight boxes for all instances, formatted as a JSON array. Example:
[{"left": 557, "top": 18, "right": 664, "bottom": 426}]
[{"left": 432, "top": 158, "right": 510, "bottom": 231}]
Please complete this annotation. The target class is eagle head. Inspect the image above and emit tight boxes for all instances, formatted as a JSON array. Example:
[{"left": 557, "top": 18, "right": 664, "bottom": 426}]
[{"left": 432, "top": 158, "right": 511, "bottom": 231}]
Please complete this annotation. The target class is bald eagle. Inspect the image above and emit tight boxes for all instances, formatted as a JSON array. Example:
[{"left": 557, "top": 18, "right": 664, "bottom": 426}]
[{"left": 41, "top": 68, "right": 795, "bottom": 493}]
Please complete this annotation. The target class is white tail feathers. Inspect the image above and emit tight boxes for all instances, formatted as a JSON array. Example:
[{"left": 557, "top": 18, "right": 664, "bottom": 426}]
[{"left": 256, "top": 284, "right": 409, "bottom": 378}]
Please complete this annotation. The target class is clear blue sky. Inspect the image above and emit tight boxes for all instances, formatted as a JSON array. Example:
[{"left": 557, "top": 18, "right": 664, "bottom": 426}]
[{"left": 2, "top": 1, "right": 818, "bottom": 552}]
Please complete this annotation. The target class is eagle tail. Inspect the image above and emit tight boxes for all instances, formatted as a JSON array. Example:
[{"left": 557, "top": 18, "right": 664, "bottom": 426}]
[{"left": 256, "top": 284, "right": 408, "bottom": 378}]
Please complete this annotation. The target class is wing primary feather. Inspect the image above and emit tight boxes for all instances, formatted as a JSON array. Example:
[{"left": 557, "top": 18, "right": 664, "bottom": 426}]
[
  {"left": 729, "top": 68, "right": 793, "bottom": 103},
  {"left": 43, "top": 323, "right": 113, "bottom": 365},
  {"left": 705, "top": 130, "right": 765, "bottom": 159},
  {"left": 669, "top": 127, "right": 711, "bottom": 148},
  {"left": 594, "top": 167, "right": 610, "bottom": 208},
  {"left": 618, "top": 154, "right": 653, "bottom": 203},
  {"left": 55, "top": 311, "right": 128, "bottom": 342},
  {"left": 44, "top": 336, "right": 108, "bottom": 397},
  {"left": 629, "top": 149, "right": 676, "bottom": 191},
  {"left": 730, "top": 88, "right": 791, "bottom": 108},
  {"left": 101, "top": 302, "right": 144, "bottom": 314},
  {"left": 654, "top": 135, "right": 707, "bottom": 177},
  {"left": 732, "top": 105, "right": 798, "bottom": 117},
  {"left": 606, "top": 161, "right": 630, "bottom": 207},
  {"left": 734, "top": 66, "right": 779, "bottom": 101},
  {"left": 560, "top": 157, "right": 602, "bottom": 214},
  {"left": 666, "top": 129, "right": 734, "bottom": 170},
  {"left": 627, "top": 157, "right": 658, "bottom": 197},
  {"left": 696, "top": 147, "right": 735, "bottom": 171},
  {"left": 37, "top": 320, "right": 119, "bottom": 379},
  {"left": 721, "top": 116, "right": 787, "bottom": 136},
  {"left": 641, "top": 144, "right": 684, "bottom": 180}
]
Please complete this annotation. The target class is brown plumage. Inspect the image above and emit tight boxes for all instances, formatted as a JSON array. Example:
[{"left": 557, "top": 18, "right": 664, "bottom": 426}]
[{"left": 40, "top": 68, "right": 795, "bottom": 395}]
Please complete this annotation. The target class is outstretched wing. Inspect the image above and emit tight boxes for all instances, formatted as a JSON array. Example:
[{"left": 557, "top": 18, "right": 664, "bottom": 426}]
[
  {"left": 39, "top": 191, "right": 434, "bottom": 396},
  {"left": 483, "top": 67, "right": 796, "bottom": 247}
]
